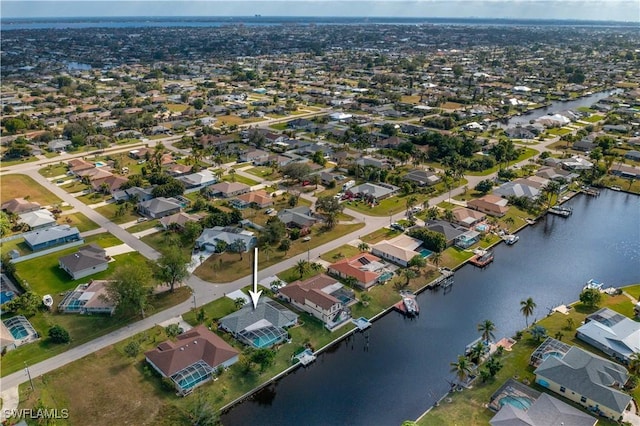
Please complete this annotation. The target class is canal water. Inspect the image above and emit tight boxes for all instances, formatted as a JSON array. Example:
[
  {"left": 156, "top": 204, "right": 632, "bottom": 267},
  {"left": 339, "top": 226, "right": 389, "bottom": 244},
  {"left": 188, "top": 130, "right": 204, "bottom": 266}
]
[
  {"left": 502, "top": 90, "right": 617, "bottom": 128},
  {"left": 222, "top": 190, "right": 640, "bottom": 426}
]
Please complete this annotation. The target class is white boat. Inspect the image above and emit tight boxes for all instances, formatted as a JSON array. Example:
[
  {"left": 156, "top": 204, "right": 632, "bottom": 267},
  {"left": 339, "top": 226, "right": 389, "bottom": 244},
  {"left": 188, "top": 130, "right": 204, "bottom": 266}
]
[
  {"left": 42, "top": 294, "right": 54, "bottom": 309},
  {"left": 583, "top": 279, "right": 604, "bottom": 291},
  {"left": 548, "top": 206, "right": 572, "bottom": 217},
  {"left": 402, "top": 294, "right": 419, "bottom": 316},
  {"left": 504, "top": 235, "right": 519, "bottom": 245}
]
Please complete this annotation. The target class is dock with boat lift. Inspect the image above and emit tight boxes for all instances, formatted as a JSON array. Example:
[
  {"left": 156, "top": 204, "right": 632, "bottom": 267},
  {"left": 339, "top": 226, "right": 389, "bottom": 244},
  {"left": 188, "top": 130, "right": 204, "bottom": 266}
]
[
  {"left": 548, "top": 205, "right": 573, "bottom": 217},
  {"left": 469, "top": 250, "right": 494, "bottom": 267}
]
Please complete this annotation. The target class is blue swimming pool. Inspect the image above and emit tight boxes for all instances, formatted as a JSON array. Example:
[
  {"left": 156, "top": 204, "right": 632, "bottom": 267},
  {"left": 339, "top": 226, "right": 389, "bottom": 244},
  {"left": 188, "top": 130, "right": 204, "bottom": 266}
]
[
  {"left": 94, "top": 161, "right": 106, "bottom": 167},
  {"left": 420, "top": 249, "right": 433, "bottom": 258},
  {"left": 0, "top": 291, "right": 15, "bottom": 305},
  {"left": 499, "top": 395, "right": 533, "bottom": 410},
  {"left": 476, "top": 224, "right": 489, "bottom": 232}
]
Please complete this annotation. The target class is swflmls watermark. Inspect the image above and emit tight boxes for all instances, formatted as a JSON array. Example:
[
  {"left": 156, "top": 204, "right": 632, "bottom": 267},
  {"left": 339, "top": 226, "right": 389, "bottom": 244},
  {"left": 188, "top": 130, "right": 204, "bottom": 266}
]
[{"left": 3, "top": 408, "right": 69, "bottom": 420}]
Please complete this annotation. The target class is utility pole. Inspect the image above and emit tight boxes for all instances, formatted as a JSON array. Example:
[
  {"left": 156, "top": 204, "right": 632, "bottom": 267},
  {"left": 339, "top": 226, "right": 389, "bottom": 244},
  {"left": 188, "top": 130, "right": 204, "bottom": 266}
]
[
  {"left": 192, "top": 294, "right": 197, "bottom": 310},
  {"left": 25, "top": 361, "right": 34, "bottom": 391}
]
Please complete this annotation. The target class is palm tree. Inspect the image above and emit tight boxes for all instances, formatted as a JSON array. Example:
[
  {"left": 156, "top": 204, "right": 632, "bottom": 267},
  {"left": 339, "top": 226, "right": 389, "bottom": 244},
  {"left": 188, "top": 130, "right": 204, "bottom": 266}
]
[
  {"left": 450, "top": 355, "right": 473, "bottom": 384},
  {"left": 443, "top": 209, "right": 455, "bottom": 223},
  {"left": 357, "top": 242, "right": 370, "bottom": 252},
  {"left": 628, "top": 352, "right": 640, "bottom": 376},
  {"left": 262, "top": 244, "right": 274, "bottom": 262},
  {"left": 402, "top": 269, "right": 417, "bottom": 285},
  {"left": 477, "top": 319, "right": 496, "bottom": 343},
  {"left": 310, "top": 262, "right": 323, "bottom": 273},
  {"left": 469, "top": 341, "right": 486, "bottom": 364},
  {"left": 405, "top": 195, "right": 418, "bottom": 218},
  {"left": 503, "top": 216, "right": 515, "bottom": 229},
  {"left": 541, "top": 180, "right": 562, "bottom": 208},
  {"left": 520, "top": 297, "right": 536, "bottom": 328},
  {"left": 228, "top": 168, "right": 237, "bottom": 182},
  {"left": 295, "top": 259, "right": 309, "bottom": 278},
  {"left": 430, "top": 251, "right": 442, "bottom": 268}
]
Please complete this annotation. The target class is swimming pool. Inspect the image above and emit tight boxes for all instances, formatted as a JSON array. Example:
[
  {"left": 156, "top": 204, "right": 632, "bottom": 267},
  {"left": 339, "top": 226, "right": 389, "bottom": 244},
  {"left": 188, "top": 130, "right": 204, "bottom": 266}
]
[
  {"left": 0, "top": 291, "right": 15, "bottom": 305},
  {"left": 476, "top": 224, "right": 489, "bottom": 232},
  {"left": 499, "top": 395, "right": 533, "bottom": 410},
  {"left": 94, "top": 161, "right": 106, "bottom": 167},
  {"left": 420, "top": 249, "right": 433, "bottom": 258}
]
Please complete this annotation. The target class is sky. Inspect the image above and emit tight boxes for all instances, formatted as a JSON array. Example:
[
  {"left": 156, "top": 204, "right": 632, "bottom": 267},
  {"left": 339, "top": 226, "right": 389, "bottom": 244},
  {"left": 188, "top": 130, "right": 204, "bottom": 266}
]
[{"left": 1, "top": 0, "right": 639, "bottom": 22}]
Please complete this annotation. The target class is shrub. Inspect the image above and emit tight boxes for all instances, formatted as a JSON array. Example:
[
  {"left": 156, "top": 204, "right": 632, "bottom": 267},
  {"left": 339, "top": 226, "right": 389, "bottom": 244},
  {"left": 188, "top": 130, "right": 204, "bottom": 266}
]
[
  {"left": 124, "top": 340, "right": 140, "bottom": 358},
  {"left": 165, "top": 323, "right": 182, "bottom": 338},
  {"left": 48, "top": 325, "right": 70, "bottom": 344}
]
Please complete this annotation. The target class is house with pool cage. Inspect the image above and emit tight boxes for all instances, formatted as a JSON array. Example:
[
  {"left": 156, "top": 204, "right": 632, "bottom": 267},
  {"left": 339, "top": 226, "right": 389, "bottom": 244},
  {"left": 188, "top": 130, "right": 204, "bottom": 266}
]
[
  {"left": 145, "top": 325, "right": 239, "bottom": 396},
  {"left": 218, "top": 297, "right": 298, "bottom": 349},
  {"left": 1, "top": 315, "right": 39, "bottom": 352}
]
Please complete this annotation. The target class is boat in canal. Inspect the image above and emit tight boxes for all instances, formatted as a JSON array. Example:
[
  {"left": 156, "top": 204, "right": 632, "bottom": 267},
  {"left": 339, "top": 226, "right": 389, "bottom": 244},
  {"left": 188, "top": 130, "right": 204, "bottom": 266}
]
[
  {"left": 548, "top": 205, "right": 573, "bottom": 217},
  {"left": 400, "top": 293, "right": 419, "bottom": 316},
  {"left": 583, "top": 278, "right": 604, "bottom": 291},
  {"left": 503, "top": 235, "right": 519, "bottom": 245},
  {"left": 470, "top": 250, "right": 494, "bottom": 267}
]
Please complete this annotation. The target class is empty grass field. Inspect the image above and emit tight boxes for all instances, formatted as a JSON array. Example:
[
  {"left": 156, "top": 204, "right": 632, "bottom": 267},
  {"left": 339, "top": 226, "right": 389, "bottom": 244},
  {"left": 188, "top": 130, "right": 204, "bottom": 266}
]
[{"left": 0, "top": 174, "right": 61, "bottom": 206}]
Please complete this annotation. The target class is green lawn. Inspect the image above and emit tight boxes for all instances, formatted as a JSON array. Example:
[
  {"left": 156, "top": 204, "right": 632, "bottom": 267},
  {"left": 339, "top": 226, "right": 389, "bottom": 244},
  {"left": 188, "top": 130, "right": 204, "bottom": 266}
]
[
  {"left": 467, "top": 148, "right": 539, "bottom": 177},
  {"left": 0, "top": 156, "right": 38, "bottom": 168},
  {"left": 76, "top": 192, "right": 111, "bottom": 205},
  {"left": 546, "top": 127, "right": 572, "bottom": 136},
  {"left": 419, "top": 285, "right": 640, "bottom": 425},
  {"left": 2, "top": 287, "right": 191, "bottom": 378},
  {"left": 360, "top": 227, "right": 401, "bottom": 244},
  {"left": 38, "top": 163, "right": 69, "bottom": 178},
  {"left": 125, "top": 220, "right": 161, "bottom": 234},
  {"left": 95, "top": 202, "right": 142, "bottom": 224},
  {"left": 0, "top": 174, "right": 62, "bottom": 206},
  {"left": 582, "top": 114, "right": 605, "bottom": 123},
  {"left": 221, "top": 174, "right": 259, "bottom": 186},
  {"left": 441, "top": 247, "right": 475, "bottom": 269},
  {"left": 345, "top": 193, "right": 428, "bottom": 217},
  {"left": 60, "top": 180, "right": 89, "bottom": 194},
  {"left": 244, "top": 166, "right": 281, "bottom": 180},
  {"left": 57, "top": 212, "right": 100, "bottom": 232}
]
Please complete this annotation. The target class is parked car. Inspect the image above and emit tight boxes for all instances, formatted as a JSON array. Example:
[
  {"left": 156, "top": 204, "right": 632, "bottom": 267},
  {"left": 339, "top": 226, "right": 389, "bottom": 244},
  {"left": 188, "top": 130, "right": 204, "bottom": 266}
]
[
  {"left": 265, "top": 208, "right": 275, "bottom": 214},
  {"left": 391, "top": 222, "right": 405, "bottom": 231},
  {"left": 137, "top": 217, "right": 148, "bottom": 223}
]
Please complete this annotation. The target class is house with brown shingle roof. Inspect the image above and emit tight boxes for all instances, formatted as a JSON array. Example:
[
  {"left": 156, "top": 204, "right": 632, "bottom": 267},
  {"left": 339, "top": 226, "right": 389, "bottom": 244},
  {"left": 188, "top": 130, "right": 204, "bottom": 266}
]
[
  {"left": 278, "top": 274, "right": 354, "bottom": 330},
  {"left": 91, "top": 174, "right": 128, "bottom": 194},
  {"left": 145, "top": 325, "right": 239, "bottom": 396},
  {"left": 68, "top": 158, "right": 95, "bottom": 174},
  {"left": 452, "top": 207, "right": 486, "bottom": 228},
  {"left": 467, "top": 194, "right": 509, "bottom": 217},
  {"left": 159, "top": 212, "right": 203, "bottom": 230},
  {"left": 328, "top": 253, "right": 389, "bottom": 290},
  {"left": 208, "top": 182, "right": 251, "bottom": 198},
  {"left": 1, "top": 198, "right": 41, "bottom": 214},
  {"left": 233, "top": 190, "right": 273, "bottom": 209}
]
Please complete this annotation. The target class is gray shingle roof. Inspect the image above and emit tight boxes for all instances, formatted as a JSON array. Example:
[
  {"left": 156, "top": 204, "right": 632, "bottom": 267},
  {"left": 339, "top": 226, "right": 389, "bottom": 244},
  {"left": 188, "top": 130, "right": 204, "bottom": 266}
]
[
  {"left": 23, "top": 225, "right": 79, "bottom": 247},
  {"left": 219, "top": 298, "right": 298, "bottom": 335}
]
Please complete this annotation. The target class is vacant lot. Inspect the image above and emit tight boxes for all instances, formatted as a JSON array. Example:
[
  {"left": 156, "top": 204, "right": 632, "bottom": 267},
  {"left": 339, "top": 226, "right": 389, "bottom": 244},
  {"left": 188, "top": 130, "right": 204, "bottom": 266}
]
[
  {"left": 0, "top": 174, "right": 61, "bottom": 205},
  {"left": 57, "top": 212, "right": 100, "bottom": 232}
]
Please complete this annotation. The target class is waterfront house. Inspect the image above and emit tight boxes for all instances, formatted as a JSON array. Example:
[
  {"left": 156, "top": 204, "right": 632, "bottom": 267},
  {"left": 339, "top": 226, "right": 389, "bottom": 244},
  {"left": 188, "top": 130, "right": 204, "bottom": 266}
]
[
  {"left": 1, "top": 198, "right": 41, "bottom": 215},
  {"left": 467, "top": 195, "right": 509, "bottom": 217},
  {"left": 371, "top": 234, "right": 423, "bottom": 267},
  {"left": 277, "top": 207, "right": 317, "bottom": 229},
  {"left": 145, "top": 325, "right": 239, "bottom": 396},
  {"left": 489, "top": 379, "right": 597, "bottom": 426},
  {"left": 278, "top": 274, "right": 354, "bottom": 330},
  {"left": 18, "top": 209, "right": 56, "bottom": 230},
  {"left": 451, "top": 207, "right": 486, "bottom": 229},
  {"left": 328, "top": 253, "right": 390, "bottom": 290},
  {"left": 610, "top": 164, "right": 640, "bottom": 180},
  {"left": 535, "top": 166, "right": 578, "bottom": 183},
  {"left": 24, "top": 225, "right": 80, "bottom": 251},
  {"left": 58, "top": 280, "right": 116, "bottom": 315},
  {"left": 58, "top": 244, "right": 109, "bottom": 280},
  {"left": 218, "top": 298, "right": 298, "bottom": 349},
  {"left": 455, "top": 230, "right": 481, "bottom": 249},
  {"left": 493, "top": 179, "right": 540, "bottom": 200},
  {"left": 424, "top": 220, "right": 467, "bottom": 247},
  {"left": 207, "top": 182, "right": 251, "bottom": 198},
  {"left": 624, "top": 150, "right": 640, "bottom": 162},
  {"left": 533, "top": 340, "right": 632, "bottom": 421},
  {"left": 138, "top": 197, "right": 182, "bottom": 219},
  {"left": 576, "top": 308, "right": 640, "bottom": 365},
  {"left": 195, "top": 226, "right": 257, "bottom": 252}
]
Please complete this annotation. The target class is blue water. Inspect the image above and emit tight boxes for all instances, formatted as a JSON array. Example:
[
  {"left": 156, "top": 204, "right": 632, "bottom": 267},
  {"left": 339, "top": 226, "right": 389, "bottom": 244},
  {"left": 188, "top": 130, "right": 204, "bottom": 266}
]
[
  {"left": 223, "top": 190, "right": 640, "bottom": 426},
  {"left": 500, "top": 395, "right": 533, "bottom": 410},
  {"left": 10, "top": 327, "right": 29, "bottom": 339},
  {"left": 420, "top": 249, "right": 433, "bottom": 258},
  {"left": 0, "top": 291, "right": 15, "bottom": 305}
]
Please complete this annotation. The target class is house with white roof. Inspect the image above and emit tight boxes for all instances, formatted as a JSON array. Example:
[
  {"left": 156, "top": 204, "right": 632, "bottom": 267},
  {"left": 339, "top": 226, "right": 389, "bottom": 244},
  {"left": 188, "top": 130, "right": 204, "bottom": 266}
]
[
  {"left": 195, "top": 226, "right": 257, "bottom": 252},
  {"left": 371, "top": 234, "right": 423, "bottom": 267},
  {"left": 18, "top": 209, "right": 56, "bottom": 230},
  {"left": 576, "top": 308, "right": 640, "bottom": 365}
]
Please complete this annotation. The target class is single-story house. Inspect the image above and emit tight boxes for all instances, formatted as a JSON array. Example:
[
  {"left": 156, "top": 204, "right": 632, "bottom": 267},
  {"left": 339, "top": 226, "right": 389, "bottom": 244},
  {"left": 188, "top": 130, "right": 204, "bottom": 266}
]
[
  {"left": 47, "top": 139, "right": 72, "bottom": 152},
  {"left": 239, "top": 149, "right": 270, "bottom": 165},
  {"left": 371, "top": 234, "right": 423, "bottom": 267},
  {"left": 112, "top": 186, "right": 154, "bottom": 203},
  {"left": 24, "top": 225, "right": 80, "bottom": 251},
  {"left": 68, "top": 158, "right": 95, "bottom": 174},
  {"left": 560, "top": 156, "right": 594, "bottom": 171},
  {"left": 159, "top": 212, "right": 203, "bottom": 230},
  {"left": 219, "top": 298, "right": 298, "bottom": 348},
  {"left": 624, "top": 150, "right": 640, "bottom": 162},
  {"left": 347, "top": 182, "right": 399, "bottom": 202},
  {"left": 355, "top": 156, "right": 390, "bottom": 169},
  {"left": 129, "top": 148, "right": 150, "bottom": 159},
  {"left": 576, "top": 308, "right": 640, "bottom": 365},
  {"left": 195, "top": 226, "right": 257, "bottom": 252},
  {"left": 145, "top": 325, "right": 240, "bottom": 396},
  {"left": 277, "top": 207, "right": 317, "bottom": 229},
  {"left": 467, "top": 195, "right": 509, "bottom": 217},
  {"left": 278, "top": 274, "right": 354, "bottom": 330},
  {"left": 178, "top": 170, "right": 218, "bottom": 189},
  {"left": 233, "top": 190, "right": 273, "bottom": 209},
  {"left": 320, "top": 171, "right": 343, "bottom": 186},
  {"left": 610, "top": 164, "right": 640, "bottom": 179},
  {"left": 58, "top": 244, "right": 109, "bottom": 280},
  {"left": 91, "top": 175, "right": 128, "bottom": 194},
  {"left": 403, "top": 169, "right": 441, "bottom": 186},
  {"left": 166, "top": 164, "right": 193, "bottom": 176},
  {"left": 1, "top": 316, "right": 38, "bottom": 352},
  {"left": 451, "top": 207, "right": 486, "bottom": 228},
  {"left": 58, "top": 280, "right": 116, "bottom": 315},
  {"left": 138, "top": 197, "right": 183, "bottom": 219},
  {"left": 1, "top": 198, "right": 41, "bottom": 215},
  {"left": 534, "top": 340, "right": 632, "bottom": 420},
  {"left": 573, "top": 139, "right": 597, "bottom": 152},
  {"left": 535, "top": 166, "right": 578, "bottom": 183},
  {"left": 76, "top": 167, "right": 114, "bottom": 182},
  {"left": 18, "top": 209, "right": 56, "bottom": 230},
  {"left": 493, "top": 180, "right": 540, "bottom": 200},
  {"left": 489, "top": 379, "right": 597, "bottom": 426},
  {"left": 328, "top": 253, "right": 390, "bottom": 290},
  {"left": 207, "top": 182, "right": 251, "bottom": 198},
  {"left": 424, "top": 220, "right": 467, "bottom": 247},
  {"left": 455, "top": 230, "right": 481, "bottom": 249}
]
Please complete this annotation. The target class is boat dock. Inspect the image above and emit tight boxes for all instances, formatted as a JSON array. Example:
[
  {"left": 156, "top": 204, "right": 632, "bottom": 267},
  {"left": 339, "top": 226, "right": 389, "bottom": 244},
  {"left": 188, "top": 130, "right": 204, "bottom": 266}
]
[
  {"left": 548, "top": 205, "right": 572, "bottom": 217},
  {"left": 394, "top": 292, "right": 419, "bottom": 316},
  {"left": 294, "top": 348, "right": 317, "bottom": 366},
  {"left": 469, "top": 250, "right": 494, "bottom": 267},
  {"left": 427, "top": 268, "right": 454, "bottom": 289},
  {"left": 501, "top": 234, "right": 519, "bottom": 245},
  {"left": 352, "top": 317, "right": 372, "bottom": 331},
  {"left": 581, "top": 186, "right": 600, "bottom": 197}
]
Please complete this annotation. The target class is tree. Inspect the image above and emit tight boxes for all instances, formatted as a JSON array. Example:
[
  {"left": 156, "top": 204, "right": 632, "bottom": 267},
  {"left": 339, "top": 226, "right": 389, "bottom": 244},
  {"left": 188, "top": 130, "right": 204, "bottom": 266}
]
[
  {"left": 477, "top": 319, "right": 496, "bottom": 343},
  {"left": 0, "top": 253, "right": 16, "bottom": 276},
  {"left": 541, "top": 180, "right": 562, "bottom": 209},
  {"left": 408, "top": 255, "right": 426, "bottom": 270},
  {"left": 4, "top": 291, "right": 41, "bottom": 317},
  {"left": 250, "top": 348, "right": 276, "bottom": 372},
  {"left": 234, "top": 297, "right": 246, "bottom": 310},
  {"left": 262, "top": 244, "right": 274, "bottom": 262},
  {"left": 485, "top": 356, "right": 503, "bottom": 377},
  {"left": 407, "top": 228, "right": 446, "bottom": 253},
  {"left": 156, "top": 246, "right": 190, "bottom": 293},
  {"left": 295, "top": 259, "right": 310, "bottom": 278},
  {"left": 228, "top": 239, "right": 247, "bottom": 260},
  {"left": 450, "top": 355, "right": 473, "bottom": 384},
  {"left": 288, "top": 194, "right": 299, "bottom": 207},
  {"left": 279, "top": 239, "right": 291, "bottom": 255},
  {"left": 106, "top": 263, "right": 153, "bottom": 318},
  {"left": 187, "top": 391, "right": 220, "bottom": 426},
  {"left": 357, "top": 242, "right": 370, "bottom": 252},
  {"left": 402, "top": 269, "right": 417, "bottom": 285},
  {"left": 474, "top": 179, "right": 493, "bottom": 194},
  {"left": 519, "top": 297, "right": 536, "bottom": 328},
  {"left": 430, "top": 251, "right": 442, "bottom": 268},
  {"left": 181, "top": 221, "right": 203, "bottom": 247},
  {"left": 469, "top": 341, "right": 486, "bottom": 364},
  {"left": 214, "top": 239, "right": 228, "bottom": 254},
  {"left": 282, "top": 162, "right": 312, "bottom": 181},
  {"left": 629, "top": 352, "right": 640, "bottom": 376},
  {"left": 405, "top": 195, "right": 418, "bottom": 218},
  {"left": 530, "top": 325, "right": 547, "bottom": 342},
  {"left": 579, "top": 288, "right": 602, "bottom": 308},
  {"left": 262, "top": 217, "right": 286, "bottom": 245},
  {"left": 165, "top": 323, "right": 182, "bottom": 337},
  {"left": 48, "top": 325, "right": 70, "bottom": 344},
  {"left": 123, "top": 340, "right": 140, "bottom": 358}
]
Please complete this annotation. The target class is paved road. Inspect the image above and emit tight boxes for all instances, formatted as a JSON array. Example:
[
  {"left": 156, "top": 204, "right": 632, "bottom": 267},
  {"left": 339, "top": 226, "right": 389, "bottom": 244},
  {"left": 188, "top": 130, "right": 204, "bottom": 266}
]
[{"left": 0, "top": 129, "right": 564, "bottom": 390}]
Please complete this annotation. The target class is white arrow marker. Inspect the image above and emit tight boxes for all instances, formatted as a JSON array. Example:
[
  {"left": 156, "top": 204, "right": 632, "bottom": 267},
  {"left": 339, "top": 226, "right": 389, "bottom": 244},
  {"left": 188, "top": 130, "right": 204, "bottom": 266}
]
[{"left": 248, "top": 247, "right": 262, "bottom": 309}]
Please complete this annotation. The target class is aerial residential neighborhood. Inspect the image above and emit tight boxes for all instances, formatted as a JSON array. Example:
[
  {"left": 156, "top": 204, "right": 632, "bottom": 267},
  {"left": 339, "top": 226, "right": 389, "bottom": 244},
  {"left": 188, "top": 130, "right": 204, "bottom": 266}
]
[{"left": 0, "top": 6, "right": 639, "bottom": 426}]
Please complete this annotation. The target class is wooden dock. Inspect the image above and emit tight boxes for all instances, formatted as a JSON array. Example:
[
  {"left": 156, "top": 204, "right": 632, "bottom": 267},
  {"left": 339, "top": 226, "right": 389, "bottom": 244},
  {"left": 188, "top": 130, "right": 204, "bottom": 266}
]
[{"left": 469, "top": 251, "right": 494, "bottom": 267}]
